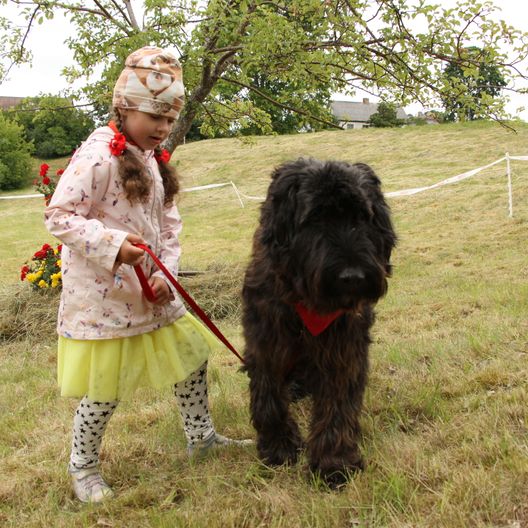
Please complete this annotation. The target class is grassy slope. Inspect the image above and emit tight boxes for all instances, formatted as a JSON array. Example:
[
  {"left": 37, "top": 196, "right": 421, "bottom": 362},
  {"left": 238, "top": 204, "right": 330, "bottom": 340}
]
[{"left": 1, "top": 120, "right": 527, "bottom": 527}]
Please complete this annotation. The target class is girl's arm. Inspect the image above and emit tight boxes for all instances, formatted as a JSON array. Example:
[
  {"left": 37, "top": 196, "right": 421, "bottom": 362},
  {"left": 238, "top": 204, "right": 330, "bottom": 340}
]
[{"left": 44, "top": 158, "right": 130, "bottom": 272}]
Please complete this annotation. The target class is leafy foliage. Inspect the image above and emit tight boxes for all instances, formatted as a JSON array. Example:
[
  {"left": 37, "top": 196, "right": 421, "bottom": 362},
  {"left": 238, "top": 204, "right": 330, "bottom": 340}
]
[
  {"left": 442, "top": 47, "right": 508, "bottom": 122},
  {"left": 368, "top": 102, "right": 404, "bottom": 128},
  {"left": 1, "top": 1, "right": 527, "bottom": 150},
  {"left": 0, "top": 111, "right": 33, "bottom": 190},
  {"left": 13, "top": 95, "right": 94, "bottom": 158}
]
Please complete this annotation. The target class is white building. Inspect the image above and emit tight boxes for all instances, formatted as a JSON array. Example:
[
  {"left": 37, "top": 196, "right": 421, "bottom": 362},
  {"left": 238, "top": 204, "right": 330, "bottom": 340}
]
[{"left": 331, "top": 98, "right": 408, "bottom": 129}]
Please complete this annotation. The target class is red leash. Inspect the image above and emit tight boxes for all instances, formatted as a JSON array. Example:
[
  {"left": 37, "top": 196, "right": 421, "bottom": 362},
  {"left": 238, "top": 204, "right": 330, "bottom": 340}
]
[{"left": 132, "top": 243, "right": 244, "bottom": 364}]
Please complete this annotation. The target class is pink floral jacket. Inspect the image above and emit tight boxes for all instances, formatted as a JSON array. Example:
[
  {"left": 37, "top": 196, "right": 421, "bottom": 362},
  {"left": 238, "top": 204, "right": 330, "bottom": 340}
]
[{"left": 45, "top": 126, "right": 186, "bottom": 340}]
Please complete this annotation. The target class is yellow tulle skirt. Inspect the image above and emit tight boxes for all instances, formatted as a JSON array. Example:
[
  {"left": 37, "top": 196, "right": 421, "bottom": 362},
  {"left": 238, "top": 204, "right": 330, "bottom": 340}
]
[{"left": 57, "top": 313, "right": 218, "bottom": 401}]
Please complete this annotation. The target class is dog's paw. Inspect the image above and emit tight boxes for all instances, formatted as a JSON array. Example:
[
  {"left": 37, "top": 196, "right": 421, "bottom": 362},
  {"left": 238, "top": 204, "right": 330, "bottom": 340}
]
[
  {"left": 311, "top": 457, "right": 365, "bottom": 490},
  {"left": 258, "top": 437, "right": 302, "bottom": 467}
]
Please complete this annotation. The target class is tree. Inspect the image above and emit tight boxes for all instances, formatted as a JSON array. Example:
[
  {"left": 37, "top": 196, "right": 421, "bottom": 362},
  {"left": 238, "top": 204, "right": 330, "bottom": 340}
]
[
  {"left": 13, "top": 95, "right": 94, "bottom": 158},
  {"left": 237, "top": 75, "right": 335, "bottom": 136},
  {"left": 442, "top": 47, "right": 508, "bottom": 122},
  {"left": 368, "top": 102, "right": 404, "bottom": 128},
  {"left": 1, "top": 1, "right": 527, "bottom": 152},
  {"left": 0, "top": 112, "right": 33, "bottom": 190},
  {"left": 200, "top": 74, "right": 335, "bottom": 137}
]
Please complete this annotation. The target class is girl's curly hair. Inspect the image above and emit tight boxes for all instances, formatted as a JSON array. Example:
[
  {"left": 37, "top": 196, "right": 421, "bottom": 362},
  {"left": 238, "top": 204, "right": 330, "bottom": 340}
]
[{"left": 112, "top": 109, "right": 179, "bottom": 206}]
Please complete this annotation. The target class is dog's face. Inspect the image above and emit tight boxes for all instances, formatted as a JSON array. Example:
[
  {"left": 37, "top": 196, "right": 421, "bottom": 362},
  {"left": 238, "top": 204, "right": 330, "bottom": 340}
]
[{"left": 259, "top": 159, "right": 396, "bottom": 313}]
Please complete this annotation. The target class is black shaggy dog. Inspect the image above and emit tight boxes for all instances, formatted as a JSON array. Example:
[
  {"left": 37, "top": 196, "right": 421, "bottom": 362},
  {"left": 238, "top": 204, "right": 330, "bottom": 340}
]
[{"left": 242, "top": 158, "right": 396, "bottom": 488}]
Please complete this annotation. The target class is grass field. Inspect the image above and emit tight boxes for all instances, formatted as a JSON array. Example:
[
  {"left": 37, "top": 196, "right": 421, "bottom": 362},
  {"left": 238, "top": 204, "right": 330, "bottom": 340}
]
[{"left": 1, "top": 120, "right": 527, "bottom": 527}]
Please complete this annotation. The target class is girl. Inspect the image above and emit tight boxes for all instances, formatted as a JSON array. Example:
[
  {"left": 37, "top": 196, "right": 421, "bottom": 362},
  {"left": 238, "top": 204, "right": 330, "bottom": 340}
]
[{"left": 45, "top": 46, "right": 250, "bottom": 504}]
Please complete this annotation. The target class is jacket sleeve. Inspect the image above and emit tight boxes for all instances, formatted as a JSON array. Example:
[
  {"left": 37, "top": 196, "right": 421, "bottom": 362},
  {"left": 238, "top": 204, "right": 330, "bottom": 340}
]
[
  {"left": 151, "top": 202, "right": 182, "bottom": 289},
  {"left": 44, "top": 156, "right": 128, "bottom": 272}
]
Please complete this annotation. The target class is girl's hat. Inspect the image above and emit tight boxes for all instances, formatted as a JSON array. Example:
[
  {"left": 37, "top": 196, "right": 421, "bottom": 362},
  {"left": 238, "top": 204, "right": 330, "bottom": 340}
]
[{"left": 113, "top": 46, "right": 184, "bottom": 119}]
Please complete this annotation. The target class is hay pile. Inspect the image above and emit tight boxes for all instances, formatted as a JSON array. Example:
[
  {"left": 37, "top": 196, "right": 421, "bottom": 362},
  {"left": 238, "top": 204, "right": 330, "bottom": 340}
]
[
  {"left": 0, "top": 284, "right": 60, "bottom": 343},
  {"left": 179, "top": 262, "right": 244, "bottom": 321},
  {"left": 0, "top": 263, "right": 244, "bottom": 343}
]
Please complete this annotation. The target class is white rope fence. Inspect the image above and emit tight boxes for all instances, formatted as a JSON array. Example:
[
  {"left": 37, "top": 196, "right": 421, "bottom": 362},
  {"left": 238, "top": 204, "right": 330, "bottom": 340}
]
[
  {"left": 231, "top": 152, "right": 526, "bottom": 218},
  {"left": 1, "top": 153, "right": 525, "bottom": 217},
  {"left": 384, "top": 152, "right": 526, "bottom": 218}
]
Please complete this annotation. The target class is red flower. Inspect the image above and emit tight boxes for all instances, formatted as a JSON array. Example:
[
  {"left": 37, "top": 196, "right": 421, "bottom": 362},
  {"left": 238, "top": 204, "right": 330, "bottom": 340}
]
[
  {"left": 155, "top": 149, "right": 171, "bottom": 164},
  {"left": 39, "top": 163, "right": 50, "bottom": 176},
  {"left": 20, "top": 265, "right": 29, "bottom": 281},
  {"left": 41, "top": 243, "right": 52, "bottom": 251},
  {"left": 33, "top": 249, "right": 47, "bottom": 259},
  {"left": 109, "top": 132, "right": 127, "bottom": 156},
  {"left": 56, "top": 168, "right": 64, "bottom": 176},
  {"left": 57, "top": 244, "right": 62, "bottom": 253},
  {"left": 42, "top": 176, "right": 51, "bottom": 185}
]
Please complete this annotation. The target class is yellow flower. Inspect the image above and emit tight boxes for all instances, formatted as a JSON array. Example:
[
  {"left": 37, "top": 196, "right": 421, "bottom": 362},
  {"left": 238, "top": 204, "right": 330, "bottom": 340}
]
[{"left": 23, "top": 243, "right": 63, "bottom": 291}]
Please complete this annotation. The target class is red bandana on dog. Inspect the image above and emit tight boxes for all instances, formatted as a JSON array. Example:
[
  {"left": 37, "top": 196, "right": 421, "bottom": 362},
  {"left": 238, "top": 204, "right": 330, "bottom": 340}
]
[{"left": 295, "top": 302, "right": 344, "bottom": 336}]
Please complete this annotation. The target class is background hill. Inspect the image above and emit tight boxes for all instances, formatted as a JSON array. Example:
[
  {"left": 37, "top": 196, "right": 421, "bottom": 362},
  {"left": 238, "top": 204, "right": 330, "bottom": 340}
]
[{"left": 1, "top": 121, "right": 527, "bottom": 527}]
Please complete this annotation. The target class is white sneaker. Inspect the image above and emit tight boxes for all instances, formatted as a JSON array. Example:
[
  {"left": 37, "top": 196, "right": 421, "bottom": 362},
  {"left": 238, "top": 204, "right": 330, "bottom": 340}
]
[
  {"left": 69, "top": 466, "right": 114, "bottom": 503},
  {"left": 188, "top": 432, "right": 253, "bottom": 457}
]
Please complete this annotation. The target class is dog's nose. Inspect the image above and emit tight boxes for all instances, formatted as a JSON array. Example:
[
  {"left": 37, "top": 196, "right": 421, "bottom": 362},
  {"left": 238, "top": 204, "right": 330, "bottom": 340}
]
[{"left": 339, "top": 267, "right": 365, "bottom": 283}]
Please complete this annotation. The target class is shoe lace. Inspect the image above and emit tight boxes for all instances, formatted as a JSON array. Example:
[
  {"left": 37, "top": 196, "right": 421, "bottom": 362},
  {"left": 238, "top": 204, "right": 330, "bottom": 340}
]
[{"left": 80, "top": 472, "right": 108, "bottom": 493}]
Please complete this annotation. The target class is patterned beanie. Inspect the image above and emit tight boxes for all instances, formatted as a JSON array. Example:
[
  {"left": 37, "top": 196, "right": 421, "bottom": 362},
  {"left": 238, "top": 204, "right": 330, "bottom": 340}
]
[{"left": 113, "top": 46, "right": 184, "bottom": 119}]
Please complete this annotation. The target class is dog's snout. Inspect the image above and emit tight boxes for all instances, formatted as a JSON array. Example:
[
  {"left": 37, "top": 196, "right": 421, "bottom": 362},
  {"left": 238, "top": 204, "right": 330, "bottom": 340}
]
[{"left": 339, "top": 267, "right": 365, "bottom": 283}]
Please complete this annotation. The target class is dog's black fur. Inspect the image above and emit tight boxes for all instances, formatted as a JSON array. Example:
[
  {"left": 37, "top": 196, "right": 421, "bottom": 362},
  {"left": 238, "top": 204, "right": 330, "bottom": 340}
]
[{"left": 242, "top": 158, "right": 396, "bottom": 488}]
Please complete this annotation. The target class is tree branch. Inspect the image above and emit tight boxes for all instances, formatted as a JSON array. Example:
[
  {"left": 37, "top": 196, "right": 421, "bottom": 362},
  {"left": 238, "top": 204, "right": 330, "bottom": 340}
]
[
  {"left": 9, "top": 0, "right": 106, "bottom": 18},
  {"left": 93, "top": 0, "right": 114, "bottom": 21},
  {"left": 2, "top": 101, "right": 95, "bottom": 114},
  {"left": 10, "top": 0, "right": 134, "bottom": 35},
  {"left": 16, "top": 4, "right": 39, "bottom": 57},
  {"left": 123, "top": 0, "right": 140, "bottom": 30},
  {"left": 1, "top": 3, "right": 40, "bottom": 83},
  {"left": 90, "top": 0, "right": 133, "bottom": 34},
  {"left": 223, "top": 77, "right": 342, "bottom": 130},
  {"left": 107, "top": 0, "right": 132, "bottom": 27}
]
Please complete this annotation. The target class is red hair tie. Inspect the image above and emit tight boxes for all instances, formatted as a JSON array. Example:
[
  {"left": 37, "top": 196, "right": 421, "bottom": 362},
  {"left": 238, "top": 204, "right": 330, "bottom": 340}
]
[
  {"left": 154, "top": 149, "right": 171, "bottom": 164},
  {"left": 109, "top": 132, "right": 127, "bottom": 156}
]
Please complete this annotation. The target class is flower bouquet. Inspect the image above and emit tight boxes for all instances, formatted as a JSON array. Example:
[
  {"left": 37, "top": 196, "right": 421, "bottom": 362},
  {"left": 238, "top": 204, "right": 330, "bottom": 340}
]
[{"left": 21, "top": 243, "right": 62, "bottom": 290}]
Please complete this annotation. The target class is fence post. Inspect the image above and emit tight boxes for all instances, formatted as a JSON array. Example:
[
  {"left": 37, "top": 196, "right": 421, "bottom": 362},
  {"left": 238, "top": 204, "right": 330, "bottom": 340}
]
[
  {"left": 230, "top": 181, "right": 245, "bottom": 208},
  {"left": 506, "top": 152, "right": 513, "bottom": 218}
]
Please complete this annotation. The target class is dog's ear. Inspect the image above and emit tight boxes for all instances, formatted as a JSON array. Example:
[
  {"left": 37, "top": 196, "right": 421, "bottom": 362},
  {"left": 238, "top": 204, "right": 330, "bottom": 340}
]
[
  {"left": 260, "top": 161, "right": 304, "bottom": 253},
  {"left": 353, "top": 163, "right": 397, "bottom": 272}
]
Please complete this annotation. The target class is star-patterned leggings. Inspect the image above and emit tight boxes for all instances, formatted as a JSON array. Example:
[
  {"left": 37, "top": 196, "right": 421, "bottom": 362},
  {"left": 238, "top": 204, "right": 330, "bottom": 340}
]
[{"left": 70, "top": 362, "right": 214, "bottom": 470}]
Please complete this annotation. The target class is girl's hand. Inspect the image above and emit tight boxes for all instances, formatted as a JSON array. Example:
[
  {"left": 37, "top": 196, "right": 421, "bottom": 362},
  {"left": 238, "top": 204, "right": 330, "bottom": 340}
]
[
  {"left": 147, "top": 276, "right": 171, "bottom": 305},
  {"left": 116, "top": 233, "right": 145, "bottom": 266}
]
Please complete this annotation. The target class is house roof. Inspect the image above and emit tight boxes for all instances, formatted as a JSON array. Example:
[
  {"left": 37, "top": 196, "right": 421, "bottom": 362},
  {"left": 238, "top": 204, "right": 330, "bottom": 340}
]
[
  {"left": 331, "top": 100, "right": 408, "bottom": 123},
  {"left": 0, "top": 96, "right": 24, "bottom": 110}
]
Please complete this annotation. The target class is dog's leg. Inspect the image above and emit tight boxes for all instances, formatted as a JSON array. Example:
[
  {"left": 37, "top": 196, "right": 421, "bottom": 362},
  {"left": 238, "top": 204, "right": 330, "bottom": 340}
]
[
  {"left": 307, "top": 371, "right": 366, "bottom": 489},
  {"left": 248, "top": 366, "right": 303, "bottom": 467}
]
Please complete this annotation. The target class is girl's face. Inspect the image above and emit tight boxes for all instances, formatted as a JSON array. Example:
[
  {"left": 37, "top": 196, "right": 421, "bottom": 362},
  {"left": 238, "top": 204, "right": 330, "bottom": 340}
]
[{"left": 120, "top": 109, "right": 175, "bottom": 151}]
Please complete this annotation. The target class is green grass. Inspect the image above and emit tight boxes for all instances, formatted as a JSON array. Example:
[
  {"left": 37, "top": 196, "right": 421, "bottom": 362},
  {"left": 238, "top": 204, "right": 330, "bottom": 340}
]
[{"left": 1, "top": 120, "right": 528, "bottom": 527}]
